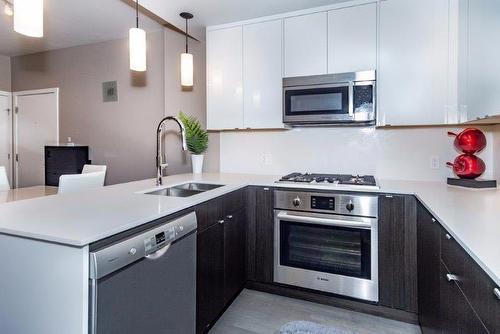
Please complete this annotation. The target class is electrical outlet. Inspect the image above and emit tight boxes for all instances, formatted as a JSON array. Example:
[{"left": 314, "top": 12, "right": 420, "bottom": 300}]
[
  {"left": 430, "top": 155, "right": 440, "bottom": 170},
  {"left": 263, "top": 154, "right": 273, "bottom": 166}
]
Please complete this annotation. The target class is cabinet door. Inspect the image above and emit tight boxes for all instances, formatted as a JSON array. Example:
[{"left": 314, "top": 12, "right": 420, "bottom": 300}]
[
  {"left": 196, "top": 223, "right": 225, "bottom": 334},
  {"left": 379, "top": 0, "right": 451, "bottom": 126},
  {"left": 442, "top": 228, "right": 500, "bottom": 333},
  {"left": 284, "top": 12, "right": 328, "bottom": 77},
  {"left": 207, "top": 26, "right": 244, "bottom": 130},
  {"left": 378, "top": 195, "right": 418, "bottom": 313},
  {"left": 243, "top": 20, "right": 284, "bottom": 129},
  {"left": 466, "top": 0, "right": 500, "bottom": 121},
  {"left": 254, "top": 187, "right": 275, "bottom": 283},
  {"left": 246, "top": 186, "right": 274, "bottom": 283},
  {"left": 440, "top": 263, "right": 489, "bottom": 334},
  {"left": 223, "top": 208, "right": 246, "bottom": 304},
  {"left": 417, "top": 204, "right": 442, "bottom": 334},
  {"left": 327, "top": 3, "right": 377, "bottom": 74}
]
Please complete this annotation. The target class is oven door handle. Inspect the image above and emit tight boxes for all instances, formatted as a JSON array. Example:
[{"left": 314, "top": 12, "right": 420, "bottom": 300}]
[{"left": 277, "top": 212, "right": 373, "bottom": 230}]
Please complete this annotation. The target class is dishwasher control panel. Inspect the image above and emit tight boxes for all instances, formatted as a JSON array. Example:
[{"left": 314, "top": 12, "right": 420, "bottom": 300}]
[{"left": 144, "top": 227, "right": 176, "bottom": 255}]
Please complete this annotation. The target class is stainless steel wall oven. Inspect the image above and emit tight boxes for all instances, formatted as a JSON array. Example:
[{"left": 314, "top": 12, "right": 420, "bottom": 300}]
[{"left": 274, "top": 190, "right": 379, "bottom": 302}]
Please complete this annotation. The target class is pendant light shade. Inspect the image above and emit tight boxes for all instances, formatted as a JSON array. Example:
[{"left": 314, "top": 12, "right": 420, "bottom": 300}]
[
  {"left": 181, "top": 52, "right": 194, "bottom": 87},
  {"left": 129, "top": 27, "right": 146, "bottom": 71},
  {"left": 129, "top": 0, "right": 146, "bottom": 72},
  {"left": 180, "top": 12, "right": 194, "bottom": 88},
  {"left": 14, "top": 0, "right": 44, "bottom": 38}
]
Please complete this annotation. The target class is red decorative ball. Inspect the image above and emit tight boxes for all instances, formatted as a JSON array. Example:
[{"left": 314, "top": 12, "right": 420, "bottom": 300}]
[
  {"left": 448, "top": 128, "right": 487, "bottom": 154},
  {"left": 447, "top": 154, "right": 485, "bottom": 179}
]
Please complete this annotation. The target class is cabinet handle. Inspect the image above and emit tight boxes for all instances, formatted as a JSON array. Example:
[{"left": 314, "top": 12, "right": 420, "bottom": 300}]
[
  {"left": 446, "top": 274, "right": 459, "bottom": 282},
  {"left": 494, "top": 288, "right": 500, "bottom": 300},
  {"left": 432, "top": 218, "right": 437, "bottom": 223},
  {"left": 263, "top": 188, "right": 270, "bottom": 191},
  {"left": 445, "top": 233, "right": 452, "bottom": 240},
  {"left": 218, "top": 219, "right": 225, "bottom": 225},
  {"left": 226, "top": 215, "right": 233, "bottom": 219},
  {"left": 385, "top": 195, "right": 394, "bottom": 198}
]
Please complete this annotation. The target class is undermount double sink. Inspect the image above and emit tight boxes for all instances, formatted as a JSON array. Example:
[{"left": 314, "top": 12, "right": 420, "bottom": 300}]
[{"left": 145, "top": 182, "right": 224, "bottom": 198}]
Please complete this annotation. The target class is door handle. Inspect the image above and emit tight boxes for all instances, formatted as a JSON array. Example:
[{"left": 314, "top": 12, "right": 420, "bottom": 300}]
[
  {"left": 348, "top": 81, "right": 354, "bottom": 117},
  {"left": 226, "top": 215, "right": 233, "bottom": 219},
  {"left": 446, "top": 274, "right": 459, "bottom": 282},
  {"left": 218, "top": 219, "right": 225, "bottom": 225},
  {"left": 145, "top": 243, "right": 171, "bottom": 260},
  {"left": 277, "top": 211, "right": 373, "bottom": 229},
  {"left": 494, "top": 288, "right": 500, "bottom": 301}
]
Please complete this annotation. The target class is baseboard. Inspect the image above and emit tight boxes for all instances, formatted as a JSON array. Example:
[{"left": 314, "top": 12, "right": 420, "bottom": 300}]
[{"left": 246, "top": 281, "right": 419, "bottom": 325}]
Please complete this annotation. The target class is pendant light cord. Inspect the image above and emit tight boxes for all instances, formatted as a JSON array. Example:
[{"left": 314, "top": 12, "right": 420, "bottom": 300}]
[
  {"left": 185, "top": 18, "right": 189, "bottom": 53},
  {"left": 135, "top": 0, "right": 139, "bottom": 28}
]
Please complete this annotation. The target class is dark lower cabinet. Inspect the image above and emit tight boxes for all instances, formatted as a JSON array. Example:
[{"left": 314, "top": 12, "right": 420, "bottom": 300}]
[
  {"left": 223, "top": 208, "right": 246, "bottom": 304},
  {"left": 246, "top": 186, "right": 274, "bottom": 284},
  {"left": 378, "top": 194, "right": 418, "bottom": 313},
  {"left": 196, "top": 190, "right": 246, "bottom": 334},
  {"left": 417, "top": 203, "right": 442, "bottom": 334},
  {"left": 196, "top": 222, "right": 224, "bottom": 334},
  {"left": 440, "top": 262, "right": 488, "bottom": 334},
  {"left": 417, "top": 202, "right": 499, "bottom": 334}
]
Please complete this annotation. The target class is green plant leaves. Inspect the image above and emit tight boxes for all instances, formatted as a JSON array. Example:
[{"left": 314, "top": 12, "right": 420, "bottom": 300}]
[{"left": 179, "top": 111, "right": 209, "bottom": 155}]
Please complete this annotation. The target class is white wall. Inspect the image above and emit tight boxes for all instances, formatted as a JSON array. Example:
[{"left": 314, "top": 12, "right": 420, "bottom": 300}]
[
  {"left": 220, "top": 126, "right": 495, "bottom": 182},
  {"left": 0, "top": 55, "right": 10, "bottom": 91}
]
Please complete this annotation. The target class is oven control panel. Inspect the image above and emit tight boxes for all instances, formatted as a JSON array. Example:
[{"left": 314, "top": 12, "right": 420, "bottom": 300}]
[
  {"left": 274, "top": 190, "right": 378, "bottom": 218},
  {"left": 311, "top": 196, "right": 335, "bottom": 210}
]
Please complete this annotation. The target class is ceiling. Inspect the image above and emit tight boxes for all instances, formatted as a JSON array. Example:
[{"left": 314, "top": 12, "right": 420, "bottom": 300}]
[
  {"left": 0, "top": 0, "right": 347, "bottom": 57},
  {"left": 140, "top": 0, "right": 349, "bottom": 40},
  {"left": 0, "top": 0, "right": 160, "bottom": 56}
]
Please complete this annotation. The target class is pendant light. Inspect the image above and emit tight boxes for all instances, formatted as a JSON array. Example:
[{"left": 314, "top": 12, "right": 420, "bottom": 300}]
[
  {"left": 180, "top": 12, "right": 194, "bottom": 88},
  {"left": 14, "top": 0, "right": 44, "bottom": 37},
  {"left": 129, "top": 0, "right": 146, "bottom": 72}
]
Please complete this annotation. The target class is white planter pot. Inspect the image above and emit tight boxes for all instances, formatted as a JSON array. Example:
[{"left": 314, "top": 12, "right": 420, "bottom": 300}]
[{"left": 191, "top": 154, "right": 204, "bottom": 174}]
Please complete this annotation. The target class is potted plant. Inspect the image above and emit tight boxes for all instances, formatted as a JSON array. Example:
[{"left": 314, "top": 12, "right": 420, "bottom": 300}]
[{"left": 179, "top": 112, "right": 208, "bottom": 174}]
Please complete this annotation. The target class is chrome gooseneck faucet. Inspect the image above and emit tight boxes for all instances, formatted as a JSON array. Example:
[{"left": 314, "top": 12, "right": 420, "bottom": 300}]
[{"left": 156, "top": 116, "right": 187, "bottom": 186}]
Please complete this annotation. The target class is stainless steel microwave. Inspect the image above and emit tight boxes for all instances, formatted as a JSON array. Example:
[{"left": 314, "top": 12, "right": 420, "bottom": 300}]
[{"left": 283, "top": 70, "right": 376, "bottom": 126}]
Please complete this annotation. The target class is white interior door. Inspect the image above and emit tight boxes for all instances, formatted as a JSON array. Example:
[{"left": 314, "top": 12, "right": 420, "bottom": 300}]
[
  {"left": 0, "top": 91, "right": 12, "bottom": 186},
  {"left": 14, "top": 89, "right": 59, "bottom": 188}
]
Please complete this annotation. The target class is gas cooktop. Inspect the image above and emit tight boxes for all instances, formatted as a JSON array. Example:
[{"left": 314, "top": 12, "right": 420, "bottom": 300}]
[{"left": 276, "top": 173, "right": 378, "bottom": 189}]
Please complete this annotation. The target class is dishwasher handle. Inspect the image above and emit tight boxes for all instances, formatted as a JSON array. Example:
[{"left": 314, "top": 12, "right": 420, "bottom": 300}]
[{"left": 145, "top": 243, "right": 171, "bottom": 260}]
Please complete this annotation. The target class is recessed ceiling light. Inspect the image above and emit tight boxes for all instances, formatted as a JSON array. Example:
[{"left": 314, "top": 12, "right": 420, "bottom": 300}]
[
  {"left": 3, "top": 2, "right": 13, "bottom": 16},
  {"left": 13, "top": 0, "right": 44, "bottom": 38}
]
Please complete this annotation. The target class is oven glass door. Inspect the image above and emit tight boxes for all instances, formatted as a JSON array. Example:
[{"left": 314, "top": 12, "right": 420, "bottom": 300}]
[
  {"left": 284, "top": 85, "right": 349, "bottom": 116},
  {"left": 279, "top": 218, "right": 371, "bottom": 279}
]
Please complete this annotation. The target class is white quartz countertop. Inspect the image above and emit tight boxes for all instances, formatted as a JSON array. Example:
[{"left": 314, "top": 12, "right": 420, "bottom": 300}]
[{"left": 0, "top": 173, "right": 498, "bottom": 286}]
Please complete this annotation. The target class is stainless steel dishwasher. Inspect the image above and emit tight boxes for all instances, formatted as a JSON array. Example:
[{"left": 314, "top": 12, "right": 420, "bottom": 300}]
[{"left": 88, "top": 212, "right": 197, "bottom": 334}]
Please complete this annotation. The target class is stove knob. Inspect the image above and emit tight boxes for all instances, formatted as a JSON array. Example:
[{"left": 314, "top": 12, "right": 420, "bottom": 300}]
[
  {"left": 346, "top": 200, "right": 354, "bottom": 212},
  {"left": 292, "top": 197, "right": 301, "bottom": 207}
]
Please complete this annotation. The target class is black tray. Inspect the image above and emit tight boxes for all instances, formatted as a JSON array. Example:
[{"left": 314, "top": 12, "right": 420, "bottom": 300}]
[{"left": 447, "top": 178, "right": 497, "bottom": 189}]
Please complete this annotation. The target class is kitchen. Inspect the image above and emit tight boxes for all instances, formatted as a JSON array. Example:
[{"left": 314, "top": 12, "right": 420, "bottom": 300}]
[{"left": 0, "top": 0, "right": 499, "bottom": 334}]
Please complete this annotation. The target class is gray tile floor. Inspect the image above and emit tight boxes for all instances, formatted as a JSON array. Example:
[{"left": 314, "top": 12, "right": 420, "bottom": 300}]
[{"left": 210, "top": 289, "right": 422, "bottom": 334}]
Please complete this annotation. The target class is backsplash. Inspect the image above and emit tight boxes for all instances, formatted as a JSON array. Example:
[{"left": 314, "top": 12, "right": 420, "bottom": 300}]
[{"left": 220, "top": 126, "right": 496, "bottom": 182}]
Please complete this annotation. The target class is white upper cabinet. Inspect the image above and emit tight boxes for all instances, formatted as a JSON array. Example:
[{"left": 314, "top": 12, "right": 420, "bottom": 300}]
[
  {"left": 464, "top": 0, "right": 500, "bottom": 122},
  {"left": 379, "top": 0, "right": 452, "bottom": 126},
  {"left": 243, "top": 20, "right": 284, "bottom": 129},
  {"left": 328, "top": 3, "right": 377, "bottom": 74},
  {"left": 207, "top": 26, "right": 244, "bottom": 130},
  {"left": 284, "top": 12, "right": 328, "bottom": 77}
]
